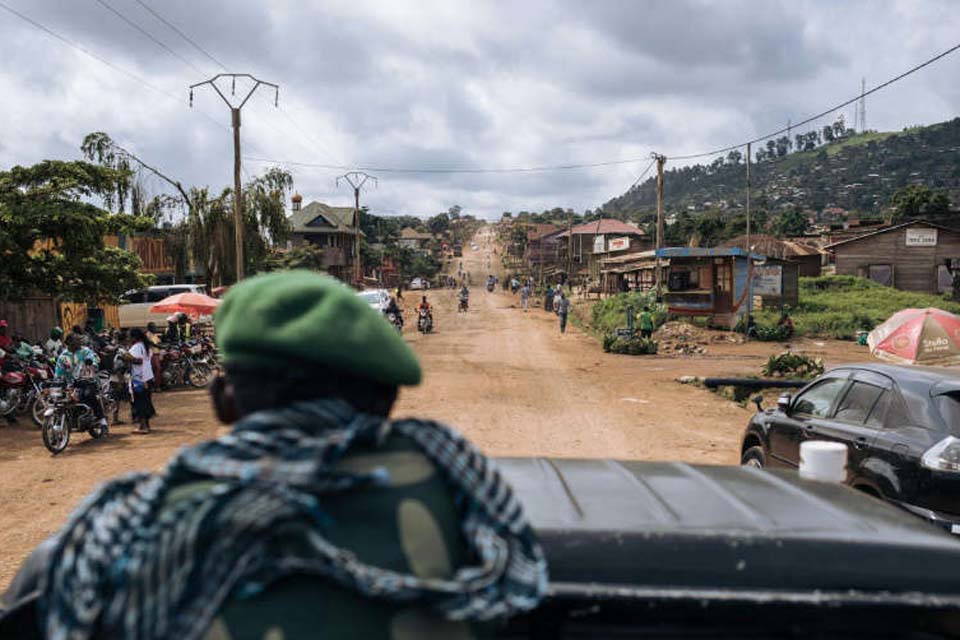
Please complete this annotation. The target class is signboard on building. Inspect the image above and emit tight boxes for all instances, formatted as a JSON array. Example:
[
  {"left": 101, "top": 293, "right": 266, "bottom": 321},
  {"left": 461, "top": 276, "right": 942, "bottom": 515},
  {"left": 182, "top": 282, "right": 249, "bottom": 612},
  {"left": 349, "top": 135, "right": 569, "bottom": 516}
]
[
  {"left": 753, "top": 265, "right": 782, "bottom": 296},
  {"left": 593, "top": 235, "right": 606, "bottom": 253},
  {"left": 607, "top": 236, "right": 630, "bottom": 252},
  {"left": 906, "top": 227, "right": 938, "bottom": 247}
]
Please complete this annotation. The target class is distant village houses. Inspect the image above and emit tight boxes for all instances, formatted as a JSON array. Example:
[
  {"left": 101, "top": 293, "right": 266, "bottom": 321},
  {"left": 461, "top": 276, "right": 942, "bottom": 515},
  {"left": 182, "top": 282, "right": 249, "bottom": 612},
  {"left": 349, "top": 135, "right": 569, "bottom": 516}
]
[{"left": 287, "top": 195, "right": 363, "bottom": 283}]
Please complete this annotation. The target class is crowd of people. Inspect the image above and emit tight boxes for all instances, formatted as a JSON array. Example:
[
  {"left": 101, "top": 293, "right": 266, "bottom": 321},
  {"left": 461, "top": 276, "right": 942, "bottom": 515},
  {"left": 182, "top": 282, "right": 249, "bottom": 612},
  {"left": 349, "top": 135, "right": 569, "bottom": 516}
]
[{"left": 0, "top": 311, "right": 208, "bottom": 436}]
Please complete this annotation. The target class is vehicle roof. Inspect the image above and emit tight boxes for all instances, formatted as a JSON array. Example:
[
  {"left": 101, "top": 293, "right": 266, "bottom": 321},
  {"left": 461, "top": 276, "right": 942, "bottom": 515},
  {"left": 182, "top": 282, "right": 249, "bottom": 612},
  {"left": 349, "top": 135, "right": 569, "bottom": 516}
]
[
  {"left": 497, "top": 458, "right": 960, "bottom": 598},
  {"left": 830, "top": 362, "right": 960, "bottom": 387}
]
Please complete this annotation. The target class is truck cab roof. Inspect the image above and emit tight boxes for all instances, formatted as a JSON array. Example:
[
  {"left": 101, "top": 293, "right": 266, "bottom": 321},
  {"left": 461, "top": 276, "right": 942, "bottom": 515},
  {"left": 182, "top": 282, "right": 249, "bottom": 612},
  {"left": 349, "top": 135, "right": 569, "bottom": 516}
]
[{"left": 496, "top": 458, "right": 960, "bottom": 638}]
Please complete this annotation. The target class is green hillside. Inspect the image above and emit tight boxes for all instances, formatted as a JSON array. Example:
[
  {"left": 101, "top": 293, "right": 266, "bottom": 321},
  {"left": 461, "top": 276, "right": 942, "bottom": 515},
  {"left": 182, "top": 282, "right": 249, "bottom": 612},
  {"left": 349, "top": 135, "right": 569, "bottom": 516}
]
[{"left": 601, "top": 118, "right": 960, "bottom": 227}]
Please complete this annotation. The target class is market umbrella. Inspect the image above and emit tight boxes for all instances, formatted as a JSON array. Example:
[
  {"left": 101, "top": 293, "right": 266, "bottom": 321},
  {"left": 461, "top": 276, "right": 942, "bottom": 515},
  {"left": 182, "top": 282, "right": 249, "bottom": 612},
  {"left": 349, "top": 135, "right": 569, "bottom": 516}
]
[
  {"left": 867, "top": 308, "right": 960, "bottom": 365},
  {"left": 149, "top": 292, "right": 221, "bottom": 318}
]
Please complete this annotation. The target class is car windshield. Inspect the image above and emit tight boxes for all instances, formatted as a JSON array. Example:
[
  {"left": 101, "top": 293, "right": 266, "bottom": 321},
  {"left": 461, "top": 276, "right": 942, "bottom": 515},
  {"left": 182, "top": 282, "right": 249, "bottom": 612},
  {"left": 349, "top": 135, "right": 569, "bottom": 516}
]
[{"left": 358, "top": 292, "right": 382, "bottom": 304}]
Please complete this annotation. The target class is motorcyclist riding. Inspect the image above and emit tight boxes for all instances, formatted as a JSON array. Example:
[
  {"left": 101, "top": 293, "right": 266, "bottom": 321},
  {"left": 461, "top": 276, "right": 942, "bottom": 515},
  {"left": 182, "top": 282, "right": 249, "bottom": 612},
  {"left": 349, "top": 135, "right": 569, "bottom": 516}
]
[
  {"left": 459, "top": 285, "right": 469, "bottom": 312},
  {"left": 417, "top": 296, "right": 434, "bottom": 332},
  {"left": 385, "top": 296, "right": 403, "bottom": 329}
]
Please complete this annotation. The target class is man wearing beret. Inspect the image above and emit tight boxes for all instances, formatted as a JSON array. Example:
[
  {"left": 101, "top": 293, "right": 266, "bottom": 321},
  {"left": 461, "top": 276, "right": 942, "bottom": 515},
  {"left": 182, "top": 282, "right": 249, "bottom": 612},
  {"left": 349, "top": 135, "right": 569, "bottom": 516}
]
[{"left": 0, "top": 270, "right": 547, "bottom": 640}]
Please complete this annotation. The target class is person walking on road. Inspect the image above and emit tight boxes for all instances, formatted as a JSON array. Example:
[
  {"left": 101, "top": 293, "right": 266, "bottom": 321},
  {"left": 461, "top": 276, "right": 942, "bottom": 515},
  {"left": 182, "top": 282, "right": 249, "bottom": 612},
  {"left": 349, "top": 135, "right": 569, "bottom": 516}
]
[
  {"left": 637, "top": 307, "right": 655, "bottom": 339},
  {"left": 545, "top": 285, "right": 554, "bottom": 312},
  {"left": 520, "top": 282, "right": 532, "bottom": 312},
  {"left": 558, "top": 292, "right": 571, "bottom": 334},
  {"left": 122, "top": 328, "right": 156, "bottom": 434},
  {"left": 0, "top": 270, "right": 548, "bottom": 639}
]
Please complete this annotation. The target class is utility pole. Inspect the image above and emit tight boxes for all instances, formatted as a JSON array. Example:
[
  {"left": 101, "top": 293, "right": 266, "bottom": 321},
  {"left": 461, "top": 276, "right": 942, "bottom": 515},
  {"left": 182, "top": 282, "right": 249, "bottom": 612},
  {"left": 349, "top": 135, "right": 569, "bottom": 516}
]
[
  {"left": 566, "top": 209, "right": 573, "bottom": 287},
  {"left": 190, "top": 74, "right": 279, "bottom": 282},
  {"left": 746, "top": 142, "right": 753, "bottom": 319},
  {"left": 337, "top": 171, "right": 378, "bottom": 285},
  {"left": 652, "top": 153, "right": 666, "bottom": 296}
]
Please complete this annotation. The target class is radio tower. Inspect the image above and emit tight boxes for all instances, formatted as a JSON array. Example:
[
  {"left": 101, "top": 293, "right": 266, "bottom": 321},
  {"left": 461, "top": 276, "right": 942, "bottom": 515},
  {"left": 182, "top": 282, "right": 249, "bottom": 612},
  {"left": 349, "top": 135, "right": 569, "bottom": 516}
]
[{"left": 857, "top": 77, "right": 867, "bottom": 132}]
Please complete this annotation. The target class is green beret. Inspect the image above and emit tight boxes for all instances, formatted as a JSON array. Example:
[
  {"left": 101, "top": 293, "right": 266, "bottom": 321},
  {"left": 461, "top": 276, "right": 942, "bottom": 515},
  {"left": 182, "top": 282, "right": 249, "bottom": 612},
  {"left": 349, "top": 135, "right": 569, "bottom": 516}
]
[{"left": 215, "top": 270, "right": 421, "bottom": 386}]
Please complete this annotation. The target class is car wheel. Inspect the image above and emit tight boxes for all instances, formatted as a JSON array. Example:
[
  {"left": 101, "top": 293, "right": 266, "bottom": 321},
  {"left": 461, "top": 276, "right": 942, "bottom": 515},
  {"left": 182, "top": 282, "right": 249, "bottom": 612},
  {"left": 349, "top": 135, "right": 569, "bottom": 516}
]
[{"left": 741, "top": 445, "right": 766, "bottom": 469}]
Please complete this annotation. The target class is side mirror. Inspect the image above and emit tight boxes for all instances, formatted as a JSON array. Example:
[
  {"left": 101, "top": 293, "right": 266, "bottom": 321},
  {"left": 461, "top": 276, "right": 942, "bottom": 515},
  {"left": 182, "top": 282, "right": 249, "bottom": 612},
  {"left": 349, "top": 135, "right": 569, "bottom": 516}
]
[
  {"left": 752, "top": 396, "right": 764, "bottom": 413},
  {"left": 777, "top": 393, "right": 792, "bottom": 414}
]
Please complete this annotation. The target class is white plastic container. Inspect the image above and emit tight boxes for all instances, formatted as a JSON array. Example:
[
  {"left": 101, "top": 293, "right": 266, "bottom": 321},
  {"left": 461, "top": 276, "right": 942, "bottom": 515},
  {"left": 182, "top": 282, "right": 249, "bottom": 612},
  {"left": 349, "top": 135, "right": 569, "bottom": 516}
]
[{"left": 799, "top": 440, "right": 847, "bottom": 483}]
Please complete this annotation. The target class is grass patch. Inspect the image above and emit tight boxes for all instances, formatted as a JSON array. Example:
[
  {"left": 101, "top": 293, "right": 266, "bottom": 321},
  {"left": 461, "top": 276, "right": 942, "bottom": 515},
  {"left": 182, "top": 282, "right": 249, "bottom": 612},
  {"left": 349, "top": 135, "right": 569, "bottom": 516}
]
[
  {"left": 755, "top": 275, "right": 960, "bottom": 339},
  {"left": 589, "top": 291, "right": 666, "bottom": 336}
]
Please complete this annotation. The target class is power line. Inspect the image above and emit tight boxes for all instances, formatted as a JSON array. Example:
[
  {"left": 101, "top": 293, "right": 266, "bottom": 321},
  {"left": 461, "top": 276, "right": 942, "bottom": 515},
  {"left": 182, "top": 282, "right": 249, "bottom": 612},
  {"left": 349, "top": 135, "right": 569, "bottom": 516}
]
[
  {"left": 129, "top": 1, "right": 348, "bottom": 168},
  {"left": 131, "top": 0, "right": 228, "bottom": 71},
  {"left": 668, "top": 40, "right": 960, "bottom": 161},
  {"left": 0, "top": 1, "right": 227, "bottom": 132},
  {"left": 91, "top": 0, "right": 207, "bottom": 75},
  {"left": 626, "top": 158, "right": 657, "bottom": 192},
  {"left": 242, "top": 154, "right": 653, "bottom": 174}
]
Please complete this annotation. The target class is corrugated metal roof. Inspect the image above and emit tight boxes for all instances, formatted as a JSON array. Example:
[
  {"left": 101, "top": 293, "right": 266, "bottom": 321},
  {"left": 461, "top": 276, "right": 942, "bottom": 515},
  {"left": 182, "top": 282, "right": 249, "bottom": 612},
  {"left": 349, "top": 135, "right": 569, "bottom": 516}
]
[
  {"left": 722, "top": 234, "right": 822, "bottom": 257},
  {"left": 824, "top": 219, "right": 960, "bottom": 250},
  {"left": 557, "top": 219, "right": 645, "bottom": 238},
  {"left": 289, "top": 202, "right": 359, "bottom": 235}
]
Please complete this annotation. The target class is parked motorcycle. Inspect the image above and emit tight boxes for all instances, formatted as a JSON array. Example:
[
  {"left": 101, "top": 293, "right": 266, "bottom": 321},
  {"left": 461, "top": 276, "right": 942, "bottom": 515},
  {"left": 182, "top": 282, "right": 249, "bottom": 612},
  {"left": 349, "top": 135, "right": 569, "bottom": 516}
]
[
  {"left": 41, "top": 379, "right": 112, "bottom": 454},
  {"left": 158, "top": 341, "right": 215, "bottom": 389},
  {"left": 418, "top": 308, "right": 433, "bottom": 334},
  {"left": 0, "top": 369, "right": 26, "bottom": 420}
]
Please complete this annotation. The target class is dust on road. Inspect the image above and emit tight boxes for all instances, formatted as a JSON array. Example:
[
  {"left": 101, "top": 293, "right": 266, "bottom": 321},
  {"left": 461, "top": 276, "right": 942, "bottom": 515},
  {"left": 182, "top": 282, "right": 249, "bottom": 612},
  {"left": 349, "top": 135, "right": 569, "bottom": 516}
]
[{"left": 0, "top": 233, "right": 867, "bottom": 589}]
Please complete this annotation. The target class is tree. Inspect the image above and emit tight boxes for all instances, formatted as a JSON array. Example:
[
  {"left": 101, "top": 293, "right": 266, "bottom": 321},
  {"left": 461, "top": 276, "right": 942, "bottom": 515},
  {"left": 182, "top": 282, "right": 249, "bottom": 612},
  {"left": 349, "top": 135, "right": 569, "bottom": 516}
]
[
  {"left": 0, "top": 160, "right": 152, "bottom": 302},
  {"left": 81, "top": 132, "right": 132, "bottom": 214},
  {"left": 726, "top": 150, "right": 742, "bottom": 165},
  {"left": 427, "top": 212, "right": 450, "bottom": 235},
  {"left": 265, "top": 243, "right": 326, "bottom": 272},
  {"left": 774, "top": 208, "right": 808, "bottom": 237},
  {"left": 890, "top": 185, "right": 952, "bottom": 222},
  {"left": 822, "top": 125, "right": 835, "bottom": 143},
  {"left": 832, "top": 116, "right": 847, "bottom": 139}
]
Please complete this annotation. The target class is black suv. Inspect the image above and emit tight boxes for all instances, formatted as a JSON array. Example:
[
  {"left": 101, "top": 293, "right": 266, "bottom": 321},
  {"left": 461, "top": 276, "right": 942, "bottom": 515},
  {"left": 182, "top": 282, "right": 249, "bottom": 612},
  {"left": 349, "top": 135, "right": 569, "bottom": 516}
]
[{"left": 741, "top": 363, "right": 960, "bottom": 531}]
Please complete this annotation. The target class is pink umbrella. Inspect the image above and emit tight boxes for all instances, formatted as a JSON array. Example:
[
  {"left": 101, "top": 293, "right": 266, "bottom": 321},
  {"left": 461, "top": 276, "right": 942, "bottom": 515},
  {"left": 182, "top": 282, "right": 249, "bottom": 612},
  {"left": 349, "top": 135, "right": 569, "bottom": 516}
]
[
  {"left": 867, "top": 308, "right": 960, "bottom": 365},
  {"left": 149, "top": 292, "right": 221, "bottom": 318}
]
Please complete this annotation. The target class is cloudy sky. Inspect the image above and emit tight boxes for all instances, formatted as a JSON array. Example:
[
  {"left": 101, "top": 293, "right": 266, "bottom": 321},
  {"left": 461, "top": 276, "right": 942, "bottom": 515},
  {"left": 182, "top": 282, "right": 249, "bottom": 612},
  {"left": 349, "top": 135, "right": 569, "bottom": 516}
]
[{"left": 0, "top": 0, "right": 958, "bottom": 220}]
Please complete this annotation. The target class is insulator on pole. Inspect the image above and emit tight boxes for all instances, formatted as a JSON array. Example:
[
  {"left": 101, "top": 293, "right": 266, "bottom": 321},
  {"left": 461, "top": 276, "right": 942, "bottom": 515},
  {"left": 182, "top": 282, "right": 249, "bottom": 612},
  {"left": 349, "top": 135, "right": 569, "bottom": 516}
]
[
  {"left": 274, "top": 87, "right": 279, "bottom": 107},
  {"left": 189, "top": 88, "right": 193, "bottom": 107},
  {"left": 231, "top": 76, "right": 236, "bottom": 95}
]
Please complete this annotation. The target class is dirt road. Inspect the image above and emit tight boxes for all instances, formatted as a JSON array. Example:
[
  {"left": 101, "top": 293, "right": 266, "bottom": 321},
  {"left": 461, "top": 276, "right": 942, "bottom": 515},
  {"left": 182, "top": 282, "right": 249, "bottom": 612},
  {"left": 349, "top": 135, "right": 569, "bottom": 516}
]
[{"left": 0, "top": 231, "right": 867, "bottom": 589}]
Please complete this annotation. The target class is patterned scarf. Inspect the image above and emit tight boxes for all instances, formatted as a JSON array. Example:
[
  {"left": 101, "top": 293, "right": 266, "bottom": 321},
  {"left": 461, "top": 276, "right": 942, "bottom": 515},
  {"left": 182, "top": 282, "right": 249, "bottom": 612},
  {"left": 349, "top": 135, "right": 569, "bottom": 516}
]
[{"left": 39, "top": 399, "right": 548, "bottom": 640}]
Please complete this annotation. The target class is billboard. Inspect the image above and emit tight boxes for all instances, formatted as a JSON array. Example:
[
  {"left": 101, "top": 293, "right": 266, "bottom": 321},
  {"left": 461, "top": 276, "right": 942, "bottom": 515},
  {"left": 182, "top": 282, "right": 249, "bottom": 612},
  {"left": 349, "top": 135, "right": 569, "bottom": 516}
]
[
  {"left": 753, "top": 265, "right": 782, "bottom": 296},
  {"left": 592, "top": 235, "right": 606, "bottom": 253},
  {"left": 608, "top": 236, "right": 630, "bottom": 252}
]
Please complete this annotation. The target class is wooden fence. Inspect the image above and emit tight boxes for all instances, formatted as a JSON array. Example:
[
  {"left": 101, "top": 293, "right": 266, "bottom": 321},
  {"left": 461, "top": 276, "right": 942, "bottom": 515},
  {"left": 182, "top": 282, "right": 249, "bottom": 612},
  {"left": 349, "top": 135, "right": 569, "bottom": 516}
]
[{"left": 0, "top": 298, "right": 120, "bottom": 343}]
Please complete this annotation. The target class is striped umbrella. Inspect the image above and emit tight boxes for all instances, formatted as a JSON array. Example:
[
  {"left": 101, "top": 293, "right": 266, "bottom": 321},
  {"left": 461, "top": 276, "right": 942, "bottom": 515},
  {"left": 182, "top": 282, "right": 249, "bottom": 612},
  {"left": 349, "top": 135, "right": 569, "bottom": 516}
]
[{"left": 867, "top": 308, "right": 960, "bottom": 366}]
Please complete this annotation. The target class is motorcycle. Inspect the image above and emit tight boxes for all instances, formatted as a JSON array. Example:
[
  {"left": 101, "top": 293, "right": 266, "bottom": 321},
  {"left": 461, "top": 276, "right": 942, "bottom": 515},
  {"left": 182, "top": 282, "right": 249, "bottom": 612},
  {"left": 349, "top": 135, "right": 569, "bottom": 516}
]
[
  {"left": 458, "top": 297, "right": 469, "bottom": 313},
  {"left": 41, "top": 379, "right": 112, "bottom": 454},
  {"left": 486, "top": 282, "right": 495, "bottom": 293},
  {"left": 0, "top": 368, "right": 26, "bottom": 420},
  {"left": 19, "top": 360, "right": 54, "bottom": 426},
  {"left": 158, "top": 342, "right": 214, "bottom": 389},
  {"left": 418, "top": 308, "right": 433, "bottom": 334},
  {"left": 387, "top": 311, "right": 404, "bottom": 332}
]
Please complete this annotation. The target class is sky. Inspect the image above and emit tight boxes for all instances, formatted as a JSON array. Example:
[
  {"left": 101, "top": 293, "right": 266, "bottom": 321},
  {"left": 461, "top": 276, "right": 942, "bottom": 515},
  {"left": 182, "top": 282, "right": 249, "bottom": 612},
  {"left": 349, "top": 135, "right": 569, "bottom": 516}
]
[{"left": 0, "top": 0, "right": 958, "bottom": 221}]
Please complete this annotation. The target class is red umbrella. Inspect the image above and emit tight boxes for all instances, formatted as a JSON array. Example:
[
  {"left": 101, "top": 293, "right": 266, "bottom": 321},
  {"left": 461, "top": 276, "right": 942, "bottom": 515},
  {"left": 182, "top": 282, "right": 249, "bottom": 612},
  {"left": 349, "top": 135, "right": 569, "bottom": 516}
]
[
  {"left": 149, "top": 292, "right": 221, "bottom": 318},
  {"left": 867, "top": 308, "right": 960, "bottom": 365}
]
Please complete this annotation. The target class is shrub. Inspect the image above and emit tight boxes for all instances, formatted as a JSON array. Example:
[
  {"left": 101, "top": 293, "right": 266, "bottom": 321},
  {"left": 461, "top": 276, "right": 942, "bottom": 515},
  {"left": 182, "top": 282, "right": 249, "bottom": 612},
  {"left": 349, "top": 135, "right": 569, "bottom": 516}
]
[
  {"left": 762, "top": 351, "right": 824, "bottom": 379},
  {"left": 603, "top": 333, "right": 659, "bottom": 355},
  {"left": 591, "top": 291, "right": 667, "bottom": 336}
]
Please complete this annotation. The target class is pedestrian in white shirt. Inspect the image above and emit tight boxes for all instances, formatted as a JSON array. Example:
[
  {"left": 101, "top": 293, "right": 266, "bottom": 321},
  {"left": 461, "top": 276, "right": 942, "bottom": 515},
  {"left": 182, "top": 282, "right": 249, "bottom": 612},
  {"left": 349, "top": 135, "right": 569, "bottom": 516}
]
[{"left": 123, "top": 328, "right": 156, "bottom": 434}]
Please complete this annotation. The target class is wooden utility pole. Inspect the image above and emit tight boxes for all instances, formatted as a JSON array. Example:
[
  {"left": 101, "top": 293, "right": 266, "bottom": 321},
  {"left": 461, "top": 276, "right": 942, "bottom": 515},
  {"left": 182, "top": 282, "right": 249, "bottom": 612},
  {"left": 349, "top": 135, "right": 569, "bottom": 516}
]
[
  {"left": 652, "top": 153, "right": 666, "bottom": 295},
  {"left": 336, "top": 171, "right": 377, "bottom": 285},
  {"left": 190, "top": 74, "right": 279, "bottom": 282},
  {"left": 745, "top": 142, "right": 754, "bottom": 319},
  {"left": 566, "top": 209, "right": 573, "bottom": 287},
  {"left": 745, "top": 142, "right": 751, "bottom": 253}
]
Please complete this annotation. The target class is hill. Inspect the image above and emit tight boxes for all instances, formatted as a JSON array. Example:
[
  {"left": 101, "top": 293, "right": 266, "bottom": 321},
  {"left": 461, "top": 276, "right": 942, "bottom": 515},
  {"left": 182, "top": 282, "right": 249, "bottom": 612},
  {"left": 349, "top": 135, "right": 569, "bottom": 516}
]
[{"left": 601, "top": 118, "right": 960, "bottom": 227}]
